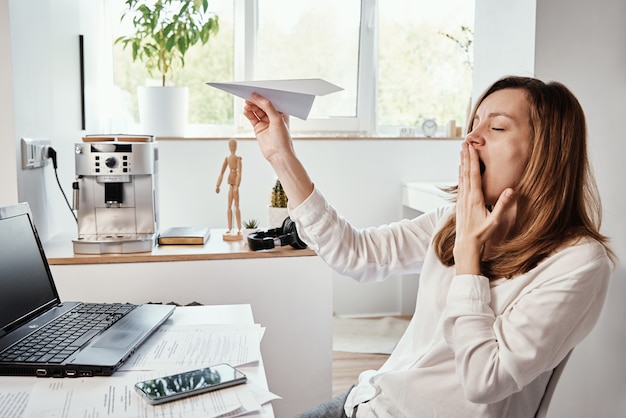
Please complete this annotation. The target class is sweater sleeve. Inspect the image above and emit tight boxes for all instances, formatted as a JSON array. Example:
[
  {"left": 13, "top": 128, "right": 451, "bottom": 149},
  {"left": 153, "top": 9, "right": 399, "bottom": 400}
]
[
  {"left": 289, "top": 186, "right": 452, "bottom": 283},
  {"left": 441, "top": 239, "right": 613, "bottom": 404}
]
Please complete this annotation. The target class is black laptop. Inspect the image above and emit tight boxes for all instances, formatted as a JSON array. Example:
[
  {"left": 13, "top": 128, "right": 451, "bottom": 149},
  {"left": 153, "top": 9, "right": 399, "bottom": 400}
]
[{"left": 0, "top": 202, "right": 174, "bottom": 378}]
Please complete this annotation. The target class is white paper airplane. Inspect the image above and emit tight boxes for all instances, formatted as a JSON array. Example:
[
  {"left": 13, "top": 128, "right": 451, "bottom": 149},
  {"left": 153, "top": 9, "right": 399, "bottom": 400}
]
[{"left": 206, "top": 78, "right": 344, "bottom": 120}]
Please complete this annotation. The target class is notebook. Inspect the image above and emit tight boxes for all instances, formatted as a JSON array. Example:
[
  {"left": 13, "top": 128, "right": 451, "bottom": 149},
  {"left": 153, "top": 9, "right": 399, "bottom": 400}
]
[{"left": 0, "top": 202, "right": 175, "bottom": 378}]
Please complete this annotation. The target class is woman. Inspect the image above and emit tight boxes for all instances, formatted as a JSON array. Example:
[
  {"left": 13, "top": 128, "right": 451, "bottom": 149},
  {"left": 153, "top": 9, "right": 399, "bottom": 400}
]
[{"left": 243, "top": 76, "right": 614, "bottom": 417}]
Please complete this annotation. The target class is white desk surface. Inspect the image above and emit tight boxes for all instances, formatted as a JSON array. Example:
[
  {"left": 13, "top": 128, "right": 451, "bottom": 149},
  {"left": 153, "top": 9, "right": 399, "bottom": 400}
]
[
  {"left": 0, "top": 304, "right": 274, "bottom": 418},
  {"left": 402, "top": 181, "right": 455, "bottom": 213}
]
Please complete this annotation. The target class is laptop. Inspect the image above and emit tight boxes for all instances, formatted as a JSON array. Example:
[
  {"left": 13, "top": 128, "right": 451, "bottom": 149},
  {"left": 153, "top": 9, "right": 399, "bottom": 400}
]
[{"left": 0, "top": 202, "right": 174, "bottom": 378}]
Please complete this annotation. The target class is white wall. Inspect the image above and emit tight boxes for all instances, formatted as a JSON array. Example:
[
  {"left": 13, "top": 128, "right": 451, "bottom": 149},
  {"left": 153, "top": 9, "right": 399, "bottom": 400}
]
[
  {"left": 157, "top": 138, "right": 460, "bottom": 316},
  {"left": 0, "top": 0, "right": 18, "bottom": 207},
  {"left": 5, "top": 0, "right": 103, "bottom": 240},
  {"left": 472, "top": 0, "right": 536, "bottom": 97}
]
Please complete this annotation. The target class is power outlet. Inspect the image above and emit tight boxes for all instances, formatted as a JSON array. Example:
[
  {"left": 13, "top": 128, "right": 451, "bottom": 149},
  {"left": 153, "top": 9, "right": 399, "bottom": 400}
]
[{"left": 21, "top": 138, "right": 52, "bottom": 169}]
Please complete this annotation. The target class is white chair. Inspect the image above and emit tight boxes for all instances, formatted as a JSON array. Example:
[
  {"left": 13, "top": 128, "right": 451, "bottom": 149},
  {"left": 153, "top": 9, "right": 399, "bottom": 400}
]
[{"left": 534, "top": 350, "right": 573, "bottom": 418}]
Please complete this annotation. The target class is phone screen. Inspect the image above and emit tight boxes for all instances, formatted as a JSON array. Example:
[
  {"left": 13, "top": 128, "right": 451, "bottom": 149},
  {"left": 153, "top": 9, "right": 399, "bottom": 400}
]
[{"left": 134, "top": 363, "right": 247, "bottom": 405}]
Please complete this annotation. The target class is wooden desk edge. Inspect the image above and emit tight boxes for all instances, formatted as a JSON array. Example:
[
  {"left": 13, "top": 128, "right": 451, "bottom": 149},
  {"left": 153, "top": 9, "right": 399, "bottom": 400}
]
[{"left": 45, "top": 231, "right": 316, "bottom": 266}]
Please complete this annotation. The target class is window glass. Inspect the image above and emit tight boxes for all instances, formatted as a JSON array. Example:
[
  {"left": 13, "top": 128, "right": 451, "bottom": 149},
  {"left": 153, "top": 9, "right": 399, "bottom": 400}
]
[
  {"left": 378, "top": 0, "right": 474, "bottom": 135},
  {"left": 255, "top": 0, "right": 361, "bottom": 119}
]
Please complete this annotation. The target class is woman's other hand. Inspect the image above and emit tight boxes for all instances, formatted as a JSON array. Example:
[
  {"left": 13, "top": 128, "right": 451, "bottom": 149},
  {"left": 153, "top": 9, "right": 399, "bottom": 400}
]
[{"left": 454, "top": 142, "right": 516, "bottom": 275}]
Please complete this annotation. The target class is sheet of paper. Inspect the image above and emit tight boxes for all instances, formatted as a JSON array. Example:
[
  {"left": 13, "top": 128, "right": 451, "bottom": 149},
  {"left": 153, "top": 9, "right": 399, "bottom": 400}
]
[
  {"left": 206, "top": 78, "right": 343, "bottom": 120},
  {"left": 167, "top": 305, "right": 255, "bottom": 326},
  {"left": 120, "top": 324, "right": 262, "bottom": 371},
  {"left": 20, "top": 372, "right": 270, "bottom": 418},
  {"left": 0, "top": 389, "right": 30, "bottom": 418}
]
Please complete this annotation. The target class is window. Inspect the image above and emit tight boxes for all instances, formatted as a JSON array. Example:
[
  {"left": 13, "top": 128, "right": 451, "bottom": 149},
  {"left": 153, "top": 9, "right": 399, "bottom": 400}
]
[
  {"left": 253, "top": 0, "right": 362, "bottom": 132},
  {"left": 377, "top": 0, "right": 474, "bottom": 136},
  {"left": 109, "top": 0, "right": 473, "bottom": 137}
]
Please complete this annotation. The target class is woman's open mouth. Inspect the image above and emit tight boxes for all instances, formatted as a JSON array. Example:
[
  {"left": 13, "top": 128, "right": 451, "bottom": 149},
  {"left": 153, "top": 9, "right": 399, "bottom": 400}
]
[{"left": 479, "top": 159, "right": 486, "bottom": 176}]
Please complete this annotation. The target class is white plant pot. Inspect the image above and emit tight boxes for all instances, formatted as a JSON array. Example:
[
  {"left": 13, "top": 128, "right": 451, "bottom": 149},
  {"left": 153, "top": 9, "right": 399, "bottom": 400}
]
[
  {"left": 137, "top": 86, "right": 188, "bottom": 137},
  {"left": 267, "top": 207, "right": 289, "bottom": 229},
  {"left": 242, "top": 228, "right": 258, "bottom": 239}
]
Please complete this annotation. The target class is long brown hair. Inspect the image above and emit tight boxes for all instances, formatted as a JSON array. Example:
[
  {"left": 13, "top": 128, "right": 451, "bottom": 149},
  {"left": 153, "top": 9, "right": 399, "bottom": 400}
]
[{"left": 433, "top": 76, "right": 612, "bottom": 279}]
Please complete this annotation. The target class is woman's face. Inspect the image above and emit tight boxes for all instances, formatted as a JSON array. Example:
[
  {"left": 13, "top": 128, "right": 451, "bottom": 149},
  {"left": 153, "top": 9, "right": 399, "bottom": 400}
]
[{"left": 466, "top": 88, "right": 533, "bottom": 205}]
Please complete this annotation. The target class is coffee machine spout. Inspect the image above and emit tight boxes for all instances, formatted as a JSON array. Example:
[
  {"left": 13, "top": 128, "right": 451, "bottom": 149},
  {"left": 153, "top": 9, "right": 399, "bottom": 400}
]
[{"left": 104, "top": 182, "right": 124, "bottom": 207}]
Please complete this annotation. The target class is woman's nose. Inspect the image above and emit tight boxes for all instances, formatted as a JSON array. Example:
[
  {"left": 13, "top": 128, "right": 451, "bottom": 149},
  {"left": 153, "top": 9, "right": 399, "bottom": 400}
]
[{"left": 465, "top": 127, "right": 484, "bottom": 147}]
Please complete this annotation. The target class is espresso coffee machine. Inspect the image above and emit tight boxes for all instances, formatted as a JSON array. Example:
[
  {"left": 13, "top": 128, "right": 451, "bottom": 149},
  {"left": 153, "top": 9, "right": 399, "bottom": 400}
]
[{"left": 72, "top": 135, "right": 159, "bottom": 254}]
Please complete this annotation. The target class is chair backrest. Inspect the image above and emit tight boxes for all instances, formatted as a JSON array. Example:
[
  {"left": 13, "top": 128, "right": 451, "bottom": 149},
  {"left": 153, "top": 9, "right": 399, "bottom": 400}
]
[{"left": 534, "top": 350, "right": 573, "bottom": 418}]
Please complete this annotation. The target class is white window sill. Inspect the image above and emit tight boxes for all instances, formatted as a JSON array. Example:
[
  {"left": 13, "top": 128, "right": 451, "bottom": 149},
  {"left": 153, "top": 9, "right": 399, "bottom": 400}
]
[{"left": 156, "top": 134, "right": 464, "bottom": 141}]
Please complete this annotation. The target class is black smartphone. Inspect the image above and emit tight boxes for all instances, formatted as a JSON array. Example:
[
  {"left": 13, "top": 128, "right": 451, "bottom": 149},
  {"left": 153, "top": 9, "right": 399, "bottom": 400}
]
[{"left": 134, "top": 363, "right": 247, "bottom": 405}]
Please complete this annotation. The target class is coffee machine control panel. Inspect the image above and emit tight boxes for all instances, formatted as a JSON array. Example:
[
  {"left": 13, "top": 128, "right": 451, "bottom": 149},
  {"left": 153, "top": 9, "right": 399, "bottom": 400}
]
[{"left": 75, "top": 142, "right": 155, "bottom": 176}]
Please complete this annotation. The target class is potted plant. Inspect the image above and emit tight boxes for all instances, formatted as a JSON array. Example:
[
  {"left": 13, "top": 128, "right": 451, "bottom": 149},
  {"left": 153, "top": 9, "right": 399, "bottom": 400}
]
[
  {"left": 242, "top": 218, "right": 259, "bottom": 238},
  {"left": 115, "top": 0, "right": 219, "bottom": 137},
  {"left": 243, "top": 219, "right": 259, "bottom": 229},
  {"left": 268, "top": 179, "right": 289, "bottom": 228}
]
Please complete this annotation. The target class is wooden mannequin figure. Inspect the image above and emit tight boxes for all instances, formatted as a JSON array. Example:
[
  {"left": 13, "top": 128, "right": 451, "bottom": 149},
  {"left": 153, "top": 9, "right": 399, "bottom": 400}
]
[{"left": 216, "top": 138, "right": 243, "bottom": 240}]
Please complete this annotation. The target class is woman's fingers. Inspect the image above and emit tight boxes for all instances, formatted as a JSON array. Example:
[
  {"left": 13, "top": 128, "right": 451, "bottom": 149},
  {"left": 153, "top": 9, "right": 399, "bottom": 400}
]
[
  {"left": 244, "top": 94, "right": 289, "bottom": 136},
  {"left": 460, "top": 144, "right": 483, "bottom": 201},
  {"left": 489, "top": 188, "right": 516, "bottom": 227},
  {"left": 456, "top": 143, "right": 488, "bottom": 238},
  {"left": 243, "top": 99, "right": 267, "bottom": 119},
  {"left": 247, "top": 93, "right": 284, "bottom": 122},
  {"left": 468, "top": 144, "right": 480, "bottom": 191},
  {"left": 243, "top": 102, "right": 262, "bottom": 124}
]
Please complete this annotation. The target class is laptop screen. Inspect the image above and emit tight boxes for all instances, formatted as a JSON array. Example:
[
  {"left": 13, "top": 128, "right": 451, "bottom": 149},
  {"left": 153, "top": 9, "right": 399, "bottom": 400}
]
[{"left": 0, "top": 204, "right": 59, "bottom": 335}]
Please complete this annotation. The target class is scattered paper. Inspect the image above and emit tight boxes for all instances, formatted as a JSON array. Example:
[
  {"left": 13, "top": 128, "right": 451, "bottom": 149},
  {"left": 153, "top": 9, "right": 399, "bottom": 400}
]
[
  {"left": 120, "top": 324, "right": 263, "bottom": 370},
  {"left": 20, "top": 372, "right": 275, "bottom": 418},
  {"left": 0, "top": 389, "right": 30, "bottom": 418},
  {"left": 1, "top": 306, "right": 275, "bottom": 418},
  {"left": 206, "top": 78, "right": 343, "bottom": 120}
]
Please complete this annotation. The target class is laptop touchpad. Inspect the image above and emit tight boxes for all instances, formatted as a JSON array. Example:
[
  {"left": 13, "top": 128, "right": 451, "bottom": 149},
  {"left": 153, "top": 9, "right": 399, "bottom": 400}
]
[{"left": 92, "top": 330, "right": 138, "bottom": 349}]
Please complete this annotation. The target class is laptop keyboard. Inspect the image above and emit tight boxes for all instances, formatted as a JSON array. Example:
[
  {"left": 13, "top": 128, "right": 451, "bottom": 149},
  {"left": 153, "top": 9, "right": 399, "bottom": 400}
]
[{"left": 0, "top": 303, "right": 136, "bottom": 364}]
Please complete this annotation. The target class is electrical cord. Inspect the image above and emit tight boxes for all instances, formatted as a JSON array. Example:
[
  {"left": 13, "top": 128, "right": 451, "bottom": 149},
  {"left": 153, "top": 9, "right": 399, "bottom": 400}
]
[{"left": 47, "top": 147, "right": 78, "bottom": 223}]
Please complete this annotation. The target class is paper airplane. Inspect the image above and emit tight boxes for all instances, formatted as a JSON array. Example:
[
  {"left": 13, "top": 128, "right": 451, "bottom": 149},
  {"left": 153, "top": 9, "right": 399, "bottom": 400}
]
[{"left": 206, "top": 78, "right": 344, "bottom": 120}]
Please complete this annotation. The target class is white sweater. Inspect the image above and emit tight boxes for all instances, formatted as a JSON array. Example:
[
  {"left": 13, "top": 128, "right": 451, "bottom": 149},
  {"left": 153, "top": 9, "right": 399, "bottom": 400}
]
[{"left": 290, "top": 188, "right": 613, "bottom": 418}]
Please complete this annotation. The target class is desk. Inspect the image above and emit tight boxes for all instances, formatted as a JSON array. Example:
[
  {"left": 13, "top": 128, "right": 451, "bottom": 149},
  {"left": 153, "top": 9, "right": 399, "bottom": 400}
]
[
  {"left": 400, "top": 182, "right": 454, "bottom": 315},
  {"left": 43, "top": 230, "right": 333, "bottom": 418},
  {"left": 0, "top": 304, "right": 273, "bottom": 417},
  {"left": 402, "top": 181, "right": 454, "bottom": 215}
]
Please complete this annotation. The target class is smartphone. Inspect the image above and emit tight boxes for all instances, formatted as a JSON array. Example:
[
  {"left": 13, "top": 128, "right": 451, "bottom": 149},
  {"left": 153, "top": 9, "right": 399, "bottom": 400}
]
[{"left": 134, "top": 363, "right": 247, "bottom": 405}]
